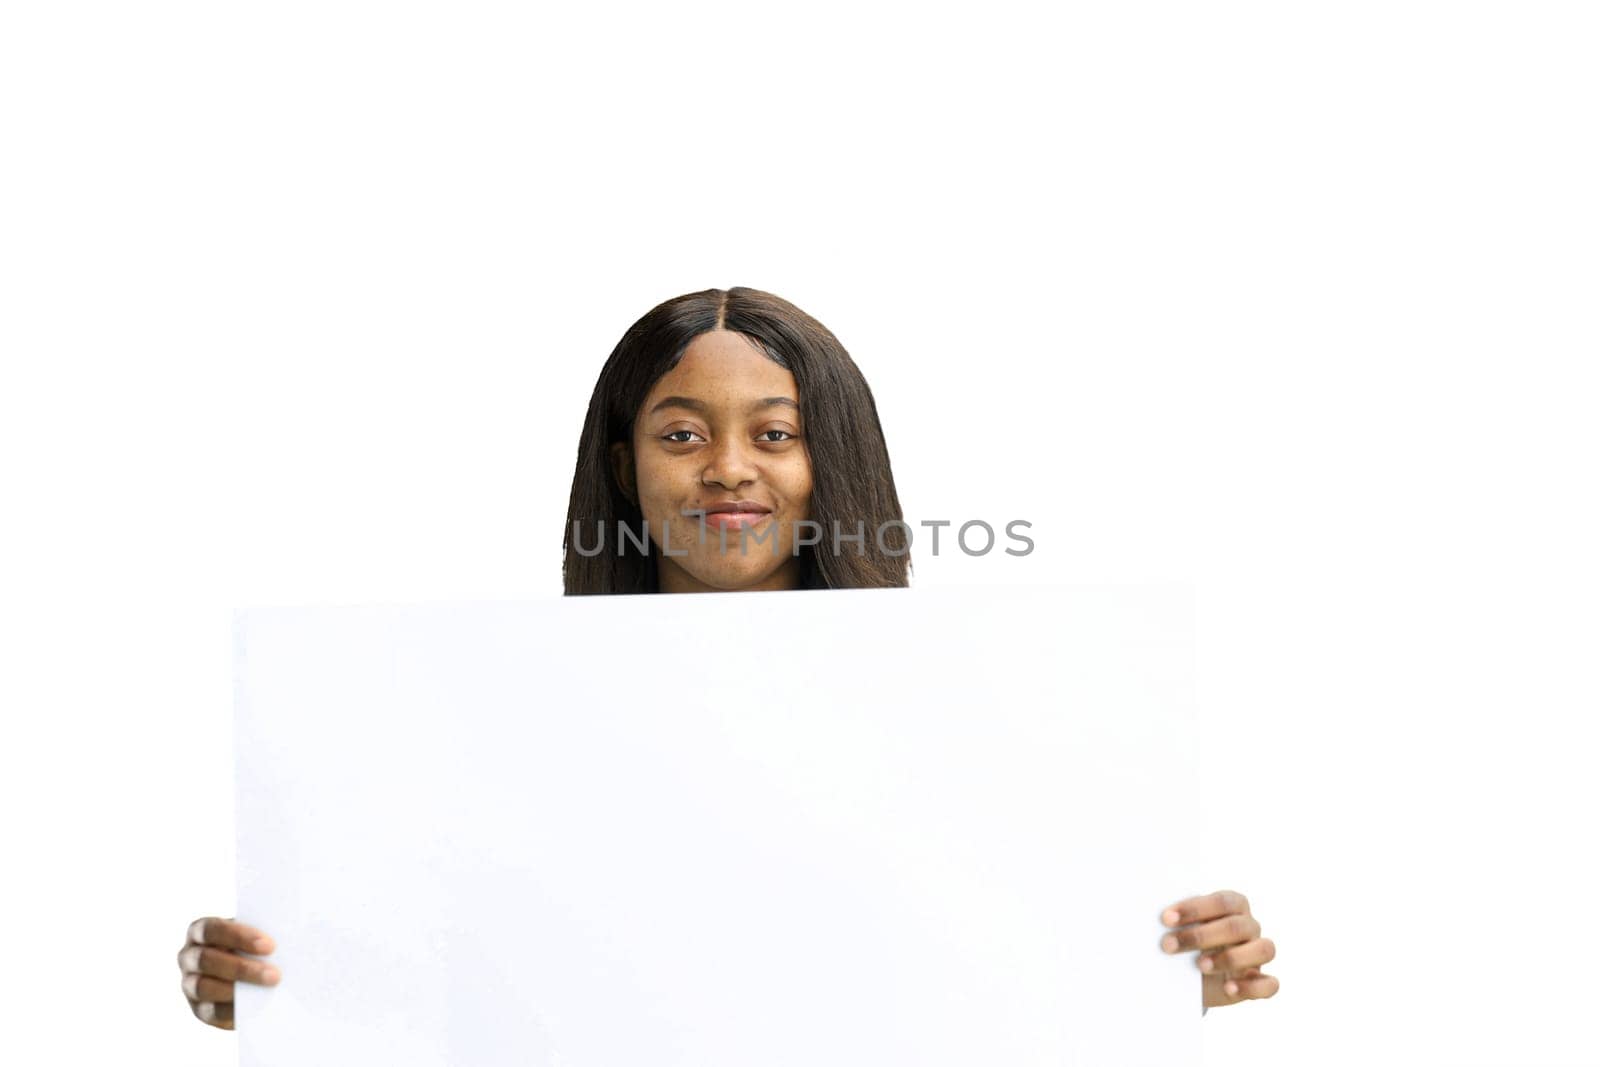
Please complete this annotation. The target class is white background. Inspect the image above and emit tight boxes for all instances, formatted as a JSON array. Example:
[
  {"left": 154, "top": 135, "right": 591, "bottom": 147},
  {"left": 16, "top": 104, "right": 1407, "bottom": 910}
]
[{"left": 1, "top": 2, "right": 1596, "bottom": 1065}]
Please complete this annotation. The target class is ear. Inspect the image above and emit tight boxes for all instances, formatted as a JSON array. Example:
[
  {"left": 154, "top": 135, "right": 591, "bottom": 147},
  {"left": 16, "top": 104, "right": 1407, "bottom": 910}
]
[{"left": 609, "top": 440, "right": 637, "bottom": 504}]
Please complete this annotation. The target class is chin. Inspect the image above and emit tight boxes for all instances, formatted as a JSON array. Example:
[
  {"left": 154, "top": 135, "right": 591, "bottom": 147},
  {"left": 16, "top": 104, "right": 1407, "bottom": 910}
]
[
  {"left": 703, "top": 567, "right": 783, "bottom": 591},
  {"left": 686, "top": 556, "right": 788, "bottom": 592}
]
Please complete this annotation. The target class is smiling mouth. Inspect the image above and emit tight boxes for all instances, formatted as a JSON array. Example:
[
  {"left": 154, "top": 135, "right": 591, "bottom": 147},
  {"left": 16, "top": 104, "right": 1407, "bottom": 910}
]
[
  {"left": 702, "top": 511, "right": 770, "bottom": 530},
  {"left": 678, "top": 502, "right": 771, "bottom": 531}
]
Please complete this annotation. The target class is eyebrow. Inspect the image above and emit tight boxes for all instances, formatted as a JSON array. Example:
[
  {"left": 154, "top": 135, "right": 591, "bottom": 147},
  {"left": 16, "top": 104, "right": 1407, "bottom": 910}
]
[{"left": 646, "top": 396, "right": 799, "bottom": 417}]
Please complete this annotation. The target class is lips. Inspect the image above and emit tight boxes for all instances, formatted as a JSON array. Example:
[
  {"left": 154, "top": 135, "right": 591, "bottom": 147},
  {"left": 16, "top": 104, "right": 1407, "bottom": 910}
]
[
  {"left": 701, "top": 500, "right": 772, "bottom": 515},
  {"left": 693, "top": 501, "right": 773, "bottom": 532}
]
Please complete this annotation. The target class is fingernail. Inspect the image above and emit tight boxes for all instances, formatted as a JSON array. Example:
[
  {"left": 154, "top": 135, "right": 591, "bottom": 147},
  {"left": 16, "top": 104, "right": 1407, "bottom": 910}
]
[
  {"left": 1198, "top": 956, "right": 1214, "bottom": 972},
  {"left": 1161, "top": 935, "right": 1179, "bottom": 953},
  {"left": 1225, "top": 981, "right": 1238, "bottom": 996},
  {"left": 1162, "top": 909, "right": 1180, "bottom": 925},
  {"left": 261, "top": 966, "right": 281, "bottom": 984},
  {"left": 252, "top": 938, "right": 273, "bottom": 953}
]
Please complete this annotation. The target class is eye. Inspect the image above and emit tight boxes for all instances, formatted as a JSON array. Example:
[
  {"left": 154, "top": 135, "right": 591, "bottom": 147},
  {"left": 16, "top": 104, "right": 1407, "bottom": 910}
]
[
  {"left": 758, "top": 430, "right": 797, "bottom": 442},
  {"left": 661, "top": 430, "right": 704, "bottom": 444}
]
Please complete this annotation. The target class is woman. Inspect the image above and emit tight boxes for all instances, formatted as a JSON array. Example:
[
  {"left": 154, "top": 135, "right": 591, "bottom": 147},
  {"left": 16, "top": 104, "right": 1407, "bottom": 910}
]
[
  {"left": 561, "top": 285, "right": 909, "bottom": 594},
  {"left": 178, "top": 287, "right": 1280, "bottom": 1029}
]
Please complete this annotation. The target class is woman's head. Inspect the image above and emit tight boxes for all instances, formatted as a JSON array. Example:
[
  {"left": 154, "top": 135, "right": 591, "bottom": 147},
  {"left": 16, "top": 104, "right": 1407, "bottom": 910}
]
[{"left": 563, "top": 287, "right": 910, "bottom": 594}]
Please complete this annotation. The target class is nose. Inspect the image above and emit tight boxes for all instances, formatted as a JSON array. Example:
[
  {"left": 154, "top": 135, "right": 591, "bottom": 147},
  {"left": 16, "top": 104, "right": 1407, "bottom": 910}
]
[{"left": 700, "top": 434, "right": 759, "bottom": 491}]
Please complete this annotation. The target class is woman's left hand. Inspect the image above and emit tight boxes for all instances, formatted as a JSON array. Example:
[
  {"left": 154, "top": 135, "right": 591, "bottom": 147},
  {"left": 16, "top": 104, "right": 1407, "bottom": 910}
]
[{"left": 1159, "top": 890, "right": 1279, "bottom": 1008}]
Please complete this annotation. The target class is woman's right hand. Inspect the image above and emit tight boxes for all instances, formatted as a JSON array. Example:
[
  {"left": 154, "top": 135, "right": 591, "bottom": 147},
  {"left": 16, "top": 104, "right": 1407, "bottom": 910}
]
[{"left": 177, "top": 916, "right": 280, "bottom": 1029}]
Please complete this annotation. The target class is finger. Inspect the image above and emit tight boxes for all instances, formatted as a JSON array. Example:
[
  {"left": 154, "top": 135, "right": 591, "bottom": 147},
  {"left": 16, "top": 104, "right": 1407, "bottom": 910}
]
[
  {"left": 1223, "top": 971, "right": 1280, "bottom": 1001},
  {"left": 182, "top": 972, "right": 236, "bottom": 1003},
  {"left": 187, "top": 916, "right": 275, "bottom": 955},
  {"left": 181, "top": 945, "right": 281, "bottom": 986},
  {"left": 1161, "top": 889, "right": 1251, "bottom": 928},
  {"left": 1197, "top": 937, "right": 1275, "bottom": 975},
  {"left": 195, "top": 999, "right": 235, "bottom": 1030},
  {"left": 1161, "top": 912, "right": 1261, "bottom": 954}
]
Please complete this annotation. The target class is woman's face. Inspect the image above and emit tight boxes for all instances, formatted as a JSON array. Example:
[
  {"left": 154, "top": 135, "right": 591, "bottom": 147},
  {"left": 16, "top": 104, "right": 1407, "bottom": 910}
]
[{"left": 612, "top": 329, "right": 813, "bottom": 593}]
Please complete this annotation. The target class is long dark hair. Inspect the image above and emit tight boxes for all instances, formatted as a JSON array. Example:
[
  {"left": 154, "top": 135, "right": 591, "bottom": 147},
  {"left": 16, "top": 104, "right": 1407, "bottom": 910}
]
[{"left": 562, "top": 286, "right": 911, "bottom": 594}]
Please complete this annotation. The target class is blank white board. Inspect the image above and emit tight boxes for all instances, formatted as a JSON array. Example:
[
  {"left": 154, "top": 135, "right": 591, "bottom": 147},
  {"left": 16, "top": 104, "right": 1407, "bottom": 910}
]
[{"left": 235, "top": 583, "right": 1201, "bottom": 1065}]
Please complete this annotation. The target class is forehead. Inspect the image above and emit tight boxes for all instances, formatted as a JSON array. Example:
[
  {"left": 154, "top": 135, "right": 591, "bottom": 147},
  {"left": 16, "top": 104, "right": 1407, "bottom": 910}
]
[{"left": 644, "top": 330, "right": 798, "bottom": 403}]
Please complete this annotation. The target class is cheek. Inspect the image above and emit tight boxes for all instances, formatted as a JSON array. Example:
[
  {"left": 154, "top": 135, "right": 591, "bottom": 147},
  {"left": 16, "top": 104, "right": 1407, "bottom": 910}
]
[
  {"left": 631, "top": 455, "right": 681, "bottom": 519},
  {"left": 782, "top": 460, "right": 813, "bottom": 517}
]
